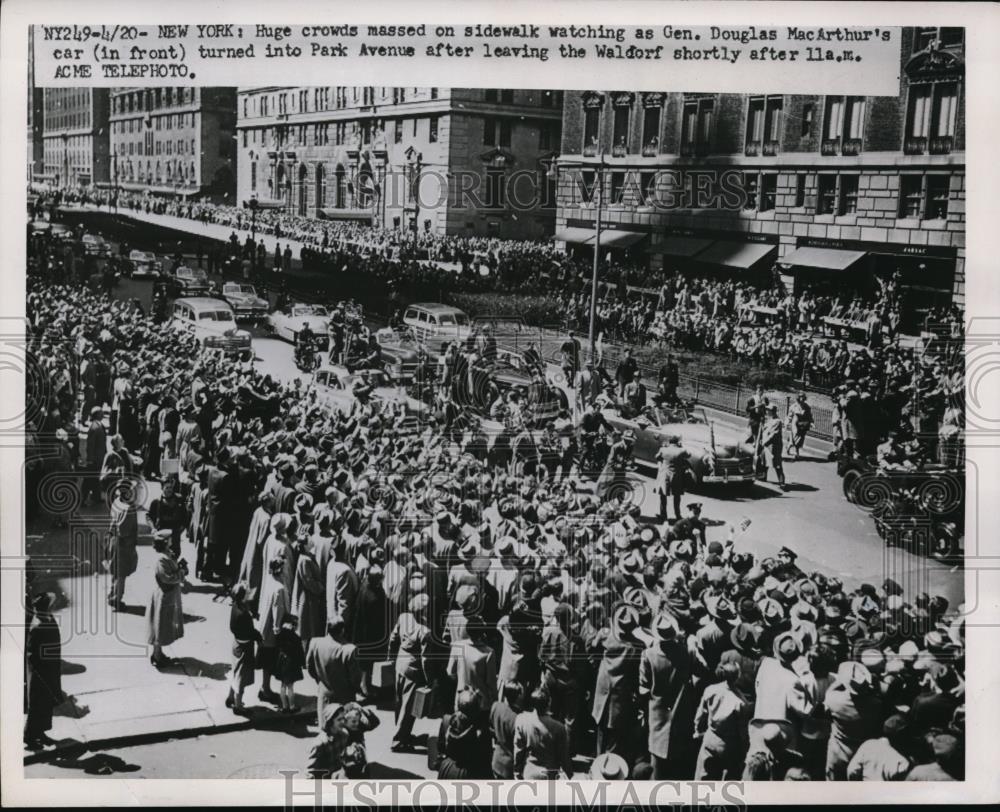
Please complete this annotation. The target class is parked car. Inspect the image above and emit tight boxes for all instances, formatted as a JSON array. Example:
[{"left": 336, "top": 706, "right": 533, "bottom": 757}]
[
  {"left": 267, "top": 302, "right": 330, "bottom": 343},
  {"left": 126, "top": 249, "right": 162, "bottom": 279},
  {"left": 168, "top": 297, "right": 252, "bottom": 358},
  {"left": 171, "top": 265, "right": 211, "bottom": 296},
  {"left": 603, "top": 405, "right": 756, "bottom": 487},
  {"left": 82, "top": 233, "right": 112, "bottom": 257},
  {"left": 402, "top": 303, "right": 472, "bottom": 345},
  {"left": 220, "top": 282, "right": 269, "bottom": 321}
]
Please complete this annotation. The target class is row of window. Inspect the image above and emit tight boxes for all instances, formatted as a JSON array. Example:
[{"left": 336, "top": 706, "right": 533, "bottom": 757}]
[
  {"left": 112, "top": 88, "right": 196, "bottom": 115},
  {"left": 246, "top": 87, "right": 441, "bottom": 119},
  {"left": 116, "top": 159, "right": 198, "bottom": 185},
  {"left": 581, "top": 84, "right": 960, "bottom": 157},
  {"left": 240, "top": 116, "right": 443, "bottom": 149},
  {"left": 111, "top": 113, "right": 198, "bottom": 135},
  {"left": 573, "top": 169, "right": 953, "bottom": 220}
]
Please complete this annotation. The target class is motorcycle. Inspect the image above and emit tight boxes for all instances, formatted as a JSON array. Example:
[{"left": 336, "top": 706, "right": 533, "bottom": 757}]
[{"left": 294, "top": 339, "right": 320, "bottom": 373}]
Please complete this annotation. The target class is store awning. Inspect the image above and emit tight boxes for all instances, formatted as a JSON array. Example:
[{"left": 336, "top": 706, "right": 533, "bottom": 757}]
[
  {"left": 318, "top": 208, "right": 374, "bottom": 221},
  {"left": 696, "top": 240, "right": 777, "bottom": 269},
  {"left": 779, "top": 246, "right": 867, "bottom": 271},
  {"left": 650, "top": 236, "right": 715, "bottom": 257},
  {"left": 554, "top": 226, "right": 597, "bottom": 244},
  {"left": 594, "top": 230, "right": 646, "bottom": 249}
]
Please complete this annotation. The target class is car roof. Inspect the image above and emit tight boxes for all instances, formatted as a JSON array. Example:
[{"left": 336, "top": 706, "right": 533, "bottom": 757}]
[
  {"left": 407, "top": 302, "right": 463, "bottom": 313},
  {"left": 175, "top": 297, "right": 231, "bottom": 311}
]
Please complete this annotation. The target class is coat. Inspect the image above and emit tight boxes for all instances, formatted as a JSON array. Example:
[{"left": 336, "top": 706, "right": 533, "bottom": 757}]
[
  {"left": 204, "top": 465, "right": 232, "bottom": 547},
  {"left": 237, "top": 505, "right": 272, "bottom": 608},
  {"left": 25, "top": 613, "right": 63, "bottom": 735},
  {"left": 86, "top": 418, "right": 107, "bottom": 470},
  {"left": 256, "top": 575, "right": 290, "bottom": 648},
  {"left": 306, "top": 635, "right": 362, "bottom": 721},
  {"left": 640, "top": 641, "right": 696, "bottom": 760},
  {"left": 107, "top": 499, "right": 139, "bottom": 579},
  {"left": 389, "top": 612, "right": 431, "bottom": 683},
  {"left": 147, "top": 553, "right": 185, "bottom": 646},
  {"left": 592, "top": 632, "right": 642, "bottom": 729},
  {"left": 326, "top": 560, "right": 359, "bottom": 631},
  {"left": 353, "top": 579, "right": 389, "bottom": 659},
  {"left": 292, "top": 549, "right": 326, "bottom": 642},
  {"left": 513, "top": 710, "right": 572, "bottom": 779}
]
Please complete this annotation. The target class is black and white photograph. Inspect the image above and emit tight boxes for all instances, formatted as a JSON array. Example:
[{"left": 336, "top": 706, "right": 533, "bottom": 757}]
[{"left": 3, "top": 2, "right": 999, "bottom": 808}]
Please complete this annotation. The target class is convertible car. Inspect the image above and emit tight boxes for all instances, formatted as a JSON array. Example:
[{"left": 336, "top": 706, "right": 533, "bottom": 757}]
[
  {"left": 311, "top": 365, "right": 428, "bottom": 418},
  {"left": 267, "top": 303, "right": 330, "bottom": 343},
  {"left": 603, "top": 405, "right": 756, "bottom": 486}
]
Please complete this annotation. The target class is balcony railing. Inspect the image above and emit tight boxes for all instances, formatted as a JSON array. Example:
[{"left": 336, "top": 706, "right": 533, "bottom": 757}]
[
  {"left": 929, "top": 136, "right": 954, "bottom": 155},
  {"left": 904, "top": 136, "right": 928, "bottom": 155},
  {"left": 611, "top": 143, "right": 627, "bottom": 158},
  {"left": 842, "top": 139, "right": 862, "bottom": 157},
  {"left": 583, "top": 143, "right": 598, "bottom": 157},
  {"left": 762, "top": 140, "right": 779, "bottom": 157},
  {"left": 641, "top": 143, "right": 658, "bottom": 157},
  {"left": 821, "top": 139, "right": 839, "bottom": 156},
  {"left": 745, "top": 141, "right": 760, "bottom": 157}
]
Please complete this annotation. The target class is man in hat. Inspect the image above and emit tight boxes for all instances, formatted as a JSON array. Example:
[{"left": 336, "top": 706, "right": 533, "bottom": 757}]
[
  {"left": 640, "top": 614, "right": 696, "bottom": 778},
  {"left": 785, "top": 394, "right": 813, "bottom": 460},
  {"left": 749, "top": 632, "right": 817, "bottom": 754},
  {"left": 513, "top": 686, "right": 574, "bottom": 780},
  {"left": 906, "top": 733, "right": 961, "bottom": 781},
  {"left": 24, "top": 593, "right": 65, "bottom": 749},
  {"left": 326, "top": 537, "right": 360, "bottom": 640},
  {"left": 824, "top": 661, "right": 883, "bottom": 780},
  {"left": 82, "top": 405, "right": 107, "bottom": 505},
  {"left": 695, "top": 595, "right": 739, "bottom": 679},
  {"left": 306, "top": 615, "right": 363, "bottom": 730},
  {"left": 592, "top": 604, "right": 646, "bottom": 761},
  {"left": 388, "top": 593, "right": 433, "bottom": 752},
  {"left": 654, "top": 436, "right": 691, "bottom": 522},
  {"left": 667, "top": 503, "right": 706, "bottom": 546}
]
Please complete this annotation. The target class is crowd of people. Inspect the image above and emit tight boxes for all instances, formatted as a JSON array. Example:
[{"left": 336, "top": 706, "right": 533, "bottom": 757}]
[{"left": 23, "top": 220, "right": 966, "bottom": 782}]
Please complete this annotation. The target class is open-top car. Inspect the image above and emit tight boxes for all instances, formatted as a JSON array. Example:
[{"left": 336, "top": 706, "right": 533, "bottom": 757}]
[
  {"left": 603, "top": 404, "right": 756, "bottom": 486},
  {"left": 310, "top": 364, "right": 428, "bottom": 418},
  {"left": 126, "top": 249, "right": 162, "bottom": 279},
  {"left": 220, "top": 282, "right": 269, "bottom": 321},
  {"left": 267, "top": 303, "right": 330, "bottom": 343}
]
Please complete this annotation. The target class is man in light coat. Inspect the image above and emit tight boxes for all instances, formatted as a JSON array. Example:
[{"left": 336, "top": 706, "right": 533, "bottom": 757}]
[{"left": 306, "top": 615, "right": 362, "bottom": 731}]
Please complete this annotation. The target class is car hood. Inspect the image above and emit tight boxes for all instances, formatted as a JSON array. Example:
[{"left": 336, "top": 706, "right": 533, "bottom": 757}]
[
  {"left": 382, "top": 345, "right": 422, "bottom": 363},
  {"left": 287, "top": 315, "right": 330, "bottom": 331},
  {"left": 606, "top": 410, "right": 754, "bottom": 457},
  {"left": 228, "top": 294, "right": 267, "bottom": 307}
]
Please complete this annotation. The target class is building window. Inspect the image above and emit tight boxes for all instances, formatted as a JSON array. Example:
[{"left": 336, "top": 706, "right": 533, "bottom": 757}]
[
  {"left": 485, "top": 89, "right": 498, "bottom": 103},
  {"left": 612, "top": 106, "right": 630, "bottom": 155},
  {"left": 906, "top": 82, "right": 958, "bottom": 153},
  {"left": 838, "top": 174, "right": 859, "bottom": 214},
  {"left": 913, "top": 27, "right": 964, "bottom": 52},
  {"left": 926, "top": 175, "right": 950, "bottom": 219},
  {"left": 394, "top": 120, "right": 403, "bottom": 144},
  {"left": 542, "top": 90, "right": 563, "bottom": 108},
  {"left": 642, "top": 105, "right": 660, "bottom": 155},
  {"left": 242, "top": 131, "right": 248, "bottom": 148},
  {"left": 610, "top": 171, "right": 626, "bottom": 205},
  {"left": 539, "top": 122, "right": 557, "bottom": 151},
  {"left": 681, "top": 97, "right": 714, "bottom": 155},
  {"left": 743, "top": 172, "right": 758, "bottom": 210},
  {"left": 761, "top": 174, "right": 777, "bottom": 211},
  {"left": 822, "top": 96, "right": 866, "bottom": 154},
  {"left": 746, "top": 96, "right": 782, "bottom": 154},
  {"left": 429, "top": 117, "right": 438, "bottom": 143},
  {"left": 899, "top": 174, "right": 923, "bottom": 218},
  {"left": 485, "top": 167, "right": 505, "bottom": 208},
  {"left": 483, "top": 117, "right": 510, "bottom": 147},
  {"left": 584, "top": 106, "right": 601, "bottom": 154},
  {"left": 431, "top": 88, "right": 439, "bottom": 100},
  {"left": 250, "top": 161, "right": 257, "bottom": 191},
  {"left": 500, "top": 90, "right": 514, "bottom": 104},
  {"left": 817, "top": 174, "right": 837, "bottom": 214}
]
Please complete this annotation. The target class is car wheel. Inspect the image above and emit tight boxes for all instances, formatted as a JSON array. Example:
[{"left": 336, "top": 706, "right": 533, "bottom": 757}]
[{"left": 842, "top": 468, "right": 862, "bottom": 504}]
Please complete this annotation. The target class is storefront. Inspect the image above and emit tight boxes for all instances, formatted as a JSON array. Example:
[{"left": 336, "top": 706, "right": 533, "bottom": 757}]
[
  {"left": 556, "top": 220, "right": 648, "bottom": 264},
  {"left": 651, "top": 228, "right": 778, "bottom": 279}
]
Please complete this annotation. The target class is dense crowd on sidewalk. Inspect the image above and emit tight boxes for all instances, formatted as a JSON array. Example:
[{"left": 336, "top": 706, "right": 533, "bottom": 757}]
[{"left": 23, "top": 223, "right": 966, "bottom": 782}]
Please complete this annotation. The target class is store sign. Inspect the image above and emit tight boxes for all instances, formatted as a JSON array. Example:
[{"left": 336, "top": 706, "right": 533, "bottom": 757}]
[{"left": 797, "top": 235, "right": 957, "bottom": 259}]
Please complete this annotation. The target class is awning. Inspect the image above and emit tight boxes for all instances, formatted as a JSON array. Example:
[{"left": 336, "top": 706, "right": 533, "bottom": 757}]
[
  {"left": 650, "top": 236, "right": 715, "bottom": 257},
  {"left": 554, "top": 226, "right": 597, "bottom": 244},
  {"left": 250, "top": 198, "right": 288, "bottom": 210},
  {"left": 318, "top": 208, "right": 374, "bottom": 221},
  {"left": 594, "top": 230, "right": 646, "bottom": 249},
  {"left": 695, "top": 240, "right": 777, "bottom": 269},
  {"left": 779, "top": 246, "right": 867, "bottom": 271}
]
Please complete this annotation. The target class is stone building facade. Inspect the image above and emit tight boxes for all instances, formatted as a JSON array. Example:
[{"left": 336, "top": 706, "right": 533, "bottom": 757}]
[
  {"left": 555, "top": 27, "right": 966, "bottom": 308},
  {"left": 235, "top": 86, "right": 562, "bottom": 240},
  {"left": 108, "top": 87, "right": 237, "bottom": 202},
  {"left": 40, "top": 89, "right": 110, "bottom": 189}
]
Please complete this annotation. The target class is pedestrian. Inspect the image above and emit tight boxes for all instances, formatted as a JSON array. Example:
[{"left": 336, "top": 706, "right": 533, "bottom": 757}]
[
  {"left": 447, "top": 616, "right": 497, "bottom": 713},
  {"left": 306, "top": 614, "right": 362, "bottom": 728},
  {"left": 758, "top": 404, "right": 787, "bottom": 489},
  {"left": 147, "top": 531, "right": 186, "bottom": 668},
  {"left": 227, "top": 584, "right": 259, "bottom": 712},
  {"left": 846, "top": 715, "right": 912, "bottom": 780},
  {"left": 291, "top": 535, "right": 325, "bottom": 649},
  {"left": 256, "top": 554, "right": 291, "bottom": 705},
  {"left": 82, "top": 405, "right": 106, "bottom": 505},
  {"left": 274, "top": 619, "right": 306, "bottom": 713},
  {"left": 148, "top": 475, "right": 188, "bottom": 559},
  {"left": 388, "top": 593, "right": 432, "bottom": 752},
  {"left": 654, "top": 436, "right": 691, "bottom": 522},
  {"left": 513, "top": 686, "right": 573, "bottom": 779},
  {"left": 24, "top": 593, "right": 64, "bottom": 750},
  {"left": 489, "top": 680, "right": 523, "bottom": 779},
  {"left": 693, "top": 662, "right": 750, "bottom": 780},
  {"left": 105, "top": 481, "right": 139, "bottom": 610}
]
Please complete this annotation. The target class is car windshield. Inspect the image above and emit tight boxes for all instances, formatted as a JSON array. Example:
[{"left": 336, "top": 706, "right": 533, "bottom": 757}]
[
  {"left": 360, "top": 372, "right": 390, "bottom": 386},
  {"left": 292, "top": 305, "right": 328, "bottom": 317},
  {"left": 199, "top": 311, "right": 235, "bottom": 322},
  {"left": 438, "top": 313, "right": 459, "bottom": 325}
]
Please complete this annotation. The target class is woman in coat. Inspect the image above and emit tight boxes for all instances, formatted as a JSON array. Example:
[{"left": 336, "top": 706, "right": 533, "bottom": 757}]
[
  {"left": 291, "top": 537, "right": 325, "bottom": 648},
  {"left": 435, "top": 688, "right": 492, "bottom": 779},
  {"left": 106, "top": 482, "right": 139, "bottom": 610},
  {"left": 147, "top": 532, "right": 186, "bottom": 668},
  {"left": 256, "top": 554, "right": 291, "bottom": 704},
  {"left": 148, "top": 475, "right": 188, "bottom": 559}
]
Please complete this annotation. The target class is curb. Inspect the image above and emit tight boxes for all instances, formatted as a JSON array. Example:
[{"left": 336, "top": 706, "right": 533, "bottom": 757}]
[{"left": 24, "top": 707, "right": 317, "bottom": 766}]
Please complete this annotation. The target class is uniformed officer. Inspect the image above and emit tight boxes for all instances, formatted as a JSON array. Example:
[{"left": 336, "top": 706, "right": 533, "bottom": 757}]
[{"left": 654, "top": 436, "right": 691, "bottom": 522}]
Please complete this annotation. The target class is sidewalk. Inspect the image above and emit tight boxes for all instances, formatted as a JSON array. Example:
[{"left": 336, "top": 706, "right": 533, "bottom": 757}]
[{"left": 21, "top": 490, "right": 441, "bottom": 773}]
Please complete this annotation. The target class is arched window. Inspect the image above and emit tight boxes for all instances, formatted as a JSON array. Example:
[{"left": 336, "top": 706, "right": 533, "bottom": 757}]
[
  {"left": 315, "top": 164, "right": 326, "bottom": 209},
  {"left": 335, "top": 164, "right": 346, "bottom": 208}
]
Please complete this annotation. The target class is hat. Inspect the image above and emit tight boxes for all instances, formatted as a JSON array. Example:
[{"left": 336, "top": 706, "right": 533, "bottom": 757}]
[
  {"left": 589, "top": 753, "right": 628, "bottom": 781},
  {"left": 620, "top": 549, "right": 644, "bottom": 576},
  {"left": 837, "top": 661, "right": 872, "bottom": 691},
  {"left": 612, "top": 603, "right": 641, "bottom": 636},
  {"left": 882, "top": 714, "right": 909, "bottom": 738},
  {"left": 730, "top": 622, "right": 760, "bottom": 655},
  {"left": 777, "top": 546, "right": 797, "bottom": 560},
  {"left": 758, "top": 597, "right": 785, "bottom": 627},
  {"left": 408, "top": 593, "right": 430, "bottom": 616},
  {"left": 858, "top": 647, "right": 885, "bottom": 673},
  {"left": 654, "top": 613, "right": 680, "bottom": 644},
  {"left": 773, "top": 631, "right": 802, "bottom": 662},
  {"left": 731, "top": 552, "right": 754, "bottom": 574},
  {"left": 790, "top": 601, "right": 818, "bottom": 624},
  {"left": 705, "top": 595, "right": 736, "bottom": 623}
]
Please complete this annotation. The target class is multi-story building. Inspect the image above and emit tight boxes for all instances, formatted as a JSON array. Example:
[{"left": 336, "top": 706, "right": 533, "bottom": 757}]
[
  {"left": 555, "top": 26, "right": 966, "bottom": 309},
  {"left": 27, "top": 28, "right": 44, "bottom": 184},
  {"left": 235, "top": 86, "right": 563, "bottom": 240},
  {"left": 41, "top": 88, "right": 110, "bottom": 189},
  {"left": 108, "top": 87, "right": 237, "bottom": 202}
]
